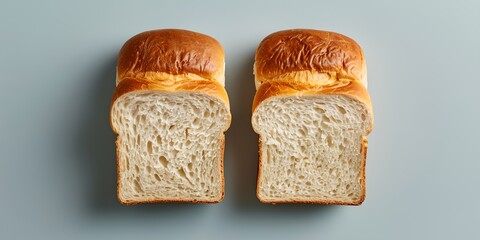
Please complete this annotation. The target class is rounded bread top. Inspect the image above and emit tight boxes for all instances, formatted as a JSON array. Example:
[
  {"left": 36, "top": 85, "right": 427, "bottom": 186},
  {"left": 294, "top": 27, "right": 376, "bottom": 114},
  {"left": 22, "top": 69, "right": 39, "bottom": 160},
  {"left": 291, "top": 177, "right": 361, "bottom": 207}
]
[
  {"left": 117, "top": 29, "right": 225, "bottom": 85},
  {"left": 254, "top": 29, "right": 366, "bottom": 88}
]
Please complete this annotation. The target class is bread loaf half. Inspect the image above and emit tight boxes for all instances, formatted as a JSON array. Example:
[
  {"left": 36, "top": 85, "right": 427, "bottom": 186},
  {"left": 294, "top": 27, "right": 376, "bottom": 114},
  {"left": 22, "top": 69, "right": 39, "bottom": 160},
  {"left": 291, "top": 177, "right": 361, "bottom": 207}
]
[
  {"left": 111, "top": 29, "right": 231, "bottom": 204},
  {"left": 252, "top": 29, "right": 373, "bottom": 205}
]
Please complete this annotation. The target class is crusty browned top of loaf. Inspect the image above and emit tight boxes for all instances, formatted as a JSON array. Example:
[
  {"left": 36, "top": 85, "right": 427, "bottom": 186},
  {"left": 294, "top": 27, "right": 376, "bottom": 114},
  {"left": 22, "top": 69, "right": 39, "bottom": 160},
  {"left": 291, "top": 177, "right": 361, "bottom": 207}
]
[
  {"left": 117, "top": 29, "right": 224, "bottom": 84},
  {"left": 254, "top": 29, "right": 366, "bottom": 87}
]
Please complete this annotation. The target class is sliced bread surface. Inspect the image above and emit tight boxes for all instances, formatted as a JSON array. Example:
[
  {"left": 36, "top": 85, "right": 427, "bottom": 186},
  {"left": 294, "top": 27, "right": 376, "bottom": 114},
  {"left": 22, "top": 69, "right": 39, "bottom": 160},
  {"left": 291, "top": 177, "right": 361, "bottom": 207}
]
[
  {"left": 253, "top": 90, "right": 371, "bottom": 204},
  {"left": 111, "top": 90, "right": 229, "bottom": 203}
]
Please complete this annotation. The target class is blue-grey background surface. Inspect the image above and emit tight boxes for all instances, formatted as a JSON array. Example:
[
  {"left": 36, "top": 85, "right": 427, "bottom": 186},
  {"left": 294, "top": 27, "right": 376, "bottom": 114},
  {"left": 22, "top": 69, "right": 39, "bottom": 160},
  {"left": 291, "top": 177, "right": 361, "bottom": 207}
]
[{"left": 1, "top": 0, "right": 479, "bottom": 239}]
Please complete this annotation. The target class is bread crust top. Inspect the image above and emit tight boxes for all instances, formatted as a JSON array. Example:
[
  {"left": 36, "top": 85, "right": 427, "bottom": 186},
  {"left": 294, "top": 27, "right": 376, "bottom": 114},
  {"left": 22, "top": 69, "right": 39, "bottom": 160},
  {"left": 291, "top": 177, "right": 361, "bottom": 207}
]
[
  {"left": 254, "top": 29, "right": 367, "bottom": 89},
  {"left": 117, "top": 29, "right": 225, "bottom": 85}
]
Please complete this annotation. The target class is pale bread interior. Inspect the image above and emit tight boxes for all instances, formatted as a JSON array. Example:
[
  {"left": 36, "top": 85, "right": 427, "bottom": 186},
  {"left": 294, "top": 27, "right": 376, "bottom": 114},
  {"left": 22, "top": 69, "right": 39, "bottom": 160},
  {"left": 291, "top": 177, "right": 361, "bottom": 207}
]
[
  {"left": 252, "top": 95, "right": 371, "bottom": 203},
  {"left": 111, "top": 91, "right": 229, "bottom": 203}
]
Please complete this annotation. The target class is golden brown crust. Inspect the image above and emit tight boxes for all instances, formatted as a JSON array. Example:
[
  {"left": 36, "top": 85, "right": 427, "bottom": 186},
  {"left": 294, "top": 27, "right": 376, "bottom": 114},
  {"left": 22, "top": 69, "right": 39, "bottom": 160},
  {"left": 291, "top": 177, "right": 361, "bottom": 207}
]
[
  {"left": 256, "top": 138, "right": 263, "bottom": 202},
  {"left": 119, "top": 198, "right": 223, "bottom": 205},
  {"left": 258, "top": 199, "right": 364, "bottom": 205},
  {"left": 218, "top": 136, "right": 226, "bottom": 202},
  {"left": 112, "top": 78, "right": 229, "bottom": 106},
  {"left": 255, "top": 29, "right": 366, "bottom": 88},
  {"left": 117, "top": 29, "right": 224, "bottom": 85}
]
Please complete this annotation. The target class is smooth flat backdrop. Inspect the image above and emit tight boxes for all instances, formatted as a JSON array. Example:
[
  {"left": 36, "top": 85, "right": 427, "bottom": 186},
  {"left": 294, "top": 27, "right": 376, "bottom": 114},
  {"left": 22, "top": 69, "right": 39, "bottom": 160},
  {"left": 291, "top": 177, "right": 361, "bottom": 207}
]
[{"left": 1, "top": 0, "right": 479, "bottom": 239}]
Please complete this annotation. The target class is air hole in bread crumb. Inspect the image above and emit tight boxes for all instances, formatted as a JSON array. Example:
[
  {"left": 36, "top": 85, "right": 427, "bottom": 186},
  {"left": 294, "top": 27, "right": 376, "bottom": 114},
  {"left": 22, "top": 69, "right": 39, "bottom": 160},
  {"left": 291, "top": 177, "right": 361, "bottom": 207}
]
[
  {"left": 297, "top": 128, "right": 306, "bottom": 137},
  {"left": 300, "top": 145, "right": 306, "bottom": 152},
  {"left": 136, "top": 135, "right": 141, "bottom": 145},
  {"left": 327, "top": 135, "right": 334, "bottom": 147},
  {"left": 134, "top": 179, "right": 142, "bottom": 193},
  {"left": 177, "top": 168, "right": 188, "bottom": 180},
  {"left": 156, "top": 136, "right": 162, "bottom": 145},
  {"left": 154, "top": 174, "right": 161, "bottom": 181},
  {"left": 193, "top": 106, "right": 201, "bottom": 115},
  {"left": 193, "top": 118, "right": 200, "bottom": 126},
  {"left": 147, "top": 141, "right": 153, "bottom": 154},
  {"left": 338, "top": 106, "right": 347, "bottom": 114},
  {"left": 314, "top": 107, "right": 326, "bottom": 114},
  {"left": 146, "top": 166, "right": 152, "bottom": 173},
  {"left": 321, "top": 121, "right": 330, "bottom": 130},
  {"left": 322, "top": 115, "right": 330, "bottom": 123},
  {"left": 209, "top": 100, "right": 215, "bottom": 107},
  {"left": 187, "top": 163, "right": 193, "bottom": 171},
  {"left": 134, "top": 165, "right": 140, "bottom": 173},
  {"left": 157, "top": 156, "right": 168, "bottom": 168}
]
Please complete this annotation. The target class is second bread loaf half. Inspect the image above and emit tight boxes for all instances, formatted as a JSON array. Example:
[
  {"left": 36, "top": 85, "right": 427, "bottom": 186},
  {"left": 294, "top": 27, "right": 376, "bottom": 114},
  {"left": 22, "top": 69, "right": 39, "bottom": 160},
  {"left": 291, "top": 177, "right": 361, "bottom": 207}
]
[
  {"left": 111, "top": 29, "right": 231, "bottom": 204},
  {"left": 252, "top": 29, "right": 374, "bottom": 205}
]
